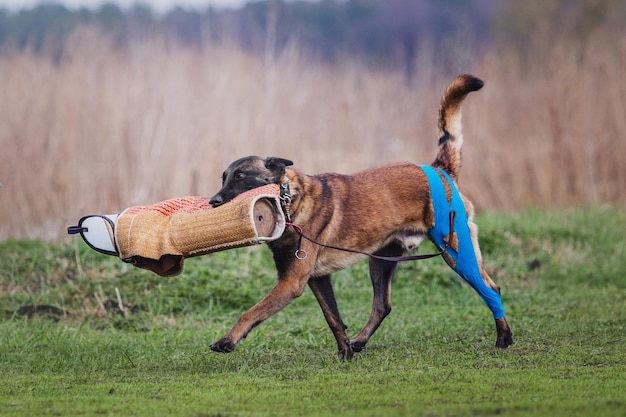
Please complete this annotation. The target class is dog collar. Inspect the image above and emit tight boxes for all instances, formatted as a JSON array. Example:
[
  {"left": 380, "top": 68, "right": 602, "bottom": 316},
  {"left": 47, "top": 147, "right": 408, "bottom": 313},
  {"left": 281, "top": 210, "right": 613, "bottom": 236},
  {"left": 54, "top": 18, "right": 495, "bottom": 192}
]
[{"left": 279, "top": 176, "right": 292, "bottom": 221}]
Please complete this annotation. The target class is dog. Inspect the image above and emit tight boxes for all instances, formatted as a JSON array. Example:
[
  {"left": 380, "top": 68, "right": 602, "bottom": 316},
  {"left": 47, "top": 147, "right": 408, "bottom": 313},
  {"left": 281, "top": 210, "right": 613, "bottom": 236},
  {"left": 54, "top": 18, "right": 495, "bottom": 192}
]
[{"left": 208, "top": 74, "right": 513, "bottom": 360}]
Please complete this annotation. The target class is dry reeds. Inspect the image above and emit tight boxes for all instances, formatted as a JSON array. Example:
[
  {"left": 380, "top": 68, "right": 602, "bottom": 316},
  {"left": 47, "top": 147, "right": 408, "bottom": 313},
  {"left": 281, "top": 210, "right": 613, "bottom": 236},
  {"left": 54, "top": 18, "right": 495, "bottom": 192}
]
[{"left": 0, "top": 29, "right": 624, "bottom": 240}]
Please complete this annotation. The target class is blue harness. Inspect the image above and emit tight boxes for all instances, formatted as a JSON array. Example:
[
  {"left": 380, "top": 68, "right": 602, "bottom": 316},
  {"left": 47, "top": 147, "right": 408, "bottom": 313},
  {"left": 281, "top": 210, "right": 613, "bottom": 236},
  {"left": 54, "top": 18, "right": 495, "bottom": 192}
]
[{"left": 420, "top": 165, "right": 505, "bottom": 320}]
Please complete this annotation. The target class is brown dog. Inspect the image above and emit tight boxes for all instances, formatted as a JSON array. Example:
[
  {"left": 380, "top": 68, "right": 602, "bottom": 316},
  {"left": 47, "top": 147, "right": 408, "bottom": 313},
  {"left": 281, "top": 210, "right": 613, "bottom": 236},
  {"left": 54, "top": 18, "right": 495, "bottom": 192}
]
[{"left": 209, "top": 74, "right": 513, "bottom": 360}]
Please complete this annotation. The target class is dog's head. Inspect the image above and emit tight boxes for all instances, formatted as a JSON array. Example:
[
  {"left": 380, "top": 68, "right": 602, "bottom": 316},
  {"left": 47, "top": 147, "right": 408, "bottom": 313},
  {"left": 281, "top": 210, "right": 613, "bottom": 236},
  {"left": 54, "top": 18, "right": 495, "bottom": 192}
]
[{"left": 209, "top": 156, "right": 294, "bottom": 207}]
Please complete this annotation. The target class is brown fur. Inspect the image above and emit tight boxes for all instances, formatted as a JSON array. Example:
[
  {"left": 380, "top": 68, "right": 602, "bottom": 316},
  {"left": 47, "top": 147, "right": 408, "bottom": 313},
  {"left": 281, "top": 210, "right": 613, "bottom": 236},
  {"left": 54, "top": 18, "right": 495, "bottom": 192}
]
[{"left": 208, "top": 74, "right": 512, "bottom": 360}]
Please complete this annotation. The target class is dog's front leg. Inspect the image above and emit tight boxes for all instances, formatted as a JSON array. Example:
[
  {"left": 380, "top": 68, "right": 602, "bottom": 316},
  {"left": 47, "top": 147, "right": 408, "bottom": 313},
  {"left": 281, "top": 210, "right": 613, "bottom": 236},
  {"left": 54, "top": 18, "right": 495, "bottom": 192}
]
[
  {"left": 350, "top": 242, "right": 403, "bottom": 352},
  {"left": 210, "top": 276, "right": 309, "bottom": 353},
  {"left": 210, "top": 246, "right": 318, "bottom": 353},
  {"left": 308, "top": 275, "right": 352, "bottom": 361}
]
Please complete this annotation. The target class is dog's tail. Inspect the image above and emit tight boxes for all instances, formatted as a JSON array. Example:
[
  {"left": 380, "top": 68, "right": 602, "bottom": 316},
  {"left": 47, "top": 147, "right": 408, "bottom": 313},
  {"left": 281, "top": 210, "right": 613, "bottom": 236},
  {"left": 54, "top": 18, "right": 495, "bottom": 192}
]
[{"left": 431, "top": 74, "right": 483, "bottom": 182}]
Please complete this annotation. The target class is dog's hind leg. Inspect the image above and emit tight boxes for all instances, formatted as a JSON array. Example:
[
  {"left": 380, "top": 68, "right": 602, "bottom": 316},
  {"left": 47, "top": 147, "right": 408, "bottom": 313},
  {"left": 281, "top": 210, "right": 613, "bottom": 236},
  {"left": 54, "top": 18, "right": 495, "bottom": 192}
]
[
  {"left": 308, "top": 275, "right": 353, "bottom": 360},
  {"left": 467, "top": 221, "right": 513, "bottom": 348},
  {"left": 350, "top": 241, "right": 404, "bottom": 353},
  {"left": 440, "top": 219, "right": 513, "bottom": 349},
  {"left": 423, "top": 164, "right": 513, "bottom": 349}
]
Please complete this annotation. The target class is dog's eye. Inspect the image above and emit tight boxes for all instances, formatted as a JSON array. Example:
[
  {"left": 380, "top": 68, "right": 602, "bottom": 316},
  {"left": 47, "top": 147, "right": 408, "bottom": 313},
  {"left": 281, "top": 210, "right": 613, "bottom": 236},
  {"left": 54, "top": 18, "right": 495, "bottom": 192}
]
[{"left": 235, "top": 172, "right": 246, "bottom": 181}]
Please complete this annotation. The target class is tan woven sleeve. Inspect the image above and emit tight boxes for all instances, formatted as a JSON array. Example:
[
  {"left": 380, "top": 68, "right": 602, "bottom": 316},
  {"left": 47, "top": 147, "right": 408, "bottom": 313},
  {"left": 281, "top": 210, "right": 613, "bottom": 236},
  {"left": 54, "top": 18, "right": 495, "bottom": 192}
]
[{"left": 114, "top": 184, "right": 284, "bottom": 276}]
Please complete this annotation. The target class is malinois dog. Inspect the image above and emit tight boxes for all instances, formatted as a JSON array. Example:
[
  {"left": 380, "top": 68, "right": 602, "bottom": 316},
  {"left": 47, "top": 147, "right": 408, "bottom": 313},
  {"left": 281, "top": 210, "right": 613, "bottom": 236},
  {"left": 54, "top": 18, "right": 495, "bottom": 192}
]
[{"left": 209, "top": 74, "right": 513, "bottom": 360}]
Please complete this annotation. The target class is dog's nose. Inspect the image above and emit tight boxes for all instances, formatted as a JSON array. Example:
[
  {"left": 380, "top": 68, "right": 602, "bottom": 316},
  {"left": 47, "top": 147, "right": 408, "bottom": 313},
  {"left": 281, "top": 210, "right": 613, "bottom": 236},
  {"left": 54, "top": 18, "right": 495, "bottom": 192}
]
[{"left": 209, "top": 195, "right": 224, "bottom": 207}]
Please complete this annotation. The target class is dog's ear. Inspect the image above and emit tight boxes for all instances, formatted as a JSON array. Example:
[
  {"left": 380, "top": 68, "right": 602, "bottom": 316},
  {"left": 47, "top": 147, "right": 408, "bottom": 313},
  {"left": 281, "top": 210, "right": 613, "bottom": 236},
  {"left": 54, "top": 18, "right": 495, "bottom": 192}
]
[{"left": 264, "top": 157, "right": 294, "bottom": 174}]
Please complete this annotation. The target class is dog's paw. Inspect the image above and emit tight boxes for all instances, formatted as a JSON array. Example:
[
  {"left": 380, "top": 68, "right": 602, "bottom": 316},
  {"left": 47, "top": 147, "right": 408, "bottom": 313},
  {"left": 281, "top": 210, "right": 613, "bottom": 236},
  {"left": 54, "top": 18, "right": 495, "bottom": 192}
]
[
  {"left": 495, "top": 318, "right": 513, "bottom": 349},
  {"left": 349, "top": 339, "right": 366, "bottom": 353},
  {"left": 338, "top": 345, "right": 354, "bottom": 362},
  {"left": 210, "top": 338, "right": 237, "bottom": 353},
  {"left": 496, "top": 331, "right": 513, "bottom": 349}
]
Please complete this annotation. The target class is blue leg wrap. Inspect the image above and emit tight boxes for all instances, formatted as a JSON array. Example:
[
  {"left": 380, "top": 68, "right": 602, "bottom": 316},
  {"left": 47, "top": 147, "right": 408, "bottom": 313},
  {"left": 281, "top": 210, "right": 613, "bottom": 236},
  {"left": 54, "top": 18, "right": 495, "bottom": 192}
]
[{"left": 421, "top": 165, "right": 505, "bottom": 320}]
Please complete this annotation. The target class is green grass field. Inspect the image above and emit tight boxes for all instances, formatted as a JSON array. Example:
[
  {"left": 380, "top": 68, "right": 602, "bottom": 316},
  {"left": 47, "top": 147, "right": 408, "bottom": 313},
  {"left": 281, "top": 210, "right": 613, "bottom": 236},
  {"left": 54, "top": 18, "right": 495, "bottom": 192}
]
[{"left": 1, "top": 207, "right": 625, "bottom": 417}]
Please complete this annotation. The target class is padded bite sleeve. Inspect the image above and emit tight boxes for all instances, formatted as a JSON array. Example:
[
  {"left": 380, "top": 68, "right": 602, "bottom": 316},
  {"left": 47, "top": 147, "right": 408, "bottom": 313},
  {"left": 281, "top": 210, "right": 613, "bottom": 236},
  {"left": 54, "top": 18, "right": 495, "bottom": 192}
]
[{"left": 114, "top": 184, "right": 285, "bottom": 276}]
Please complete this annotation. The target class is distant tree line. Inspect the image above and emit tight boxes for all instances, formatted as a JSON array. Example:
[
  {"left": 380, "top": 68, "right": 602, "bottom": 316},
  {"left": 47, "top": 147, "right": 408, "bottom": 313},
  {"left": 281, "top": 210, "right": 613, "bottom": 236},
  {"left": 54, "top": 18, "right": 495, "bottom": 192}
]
[{"left": 0, "top": 0, "right": 623, "bottom": 70}]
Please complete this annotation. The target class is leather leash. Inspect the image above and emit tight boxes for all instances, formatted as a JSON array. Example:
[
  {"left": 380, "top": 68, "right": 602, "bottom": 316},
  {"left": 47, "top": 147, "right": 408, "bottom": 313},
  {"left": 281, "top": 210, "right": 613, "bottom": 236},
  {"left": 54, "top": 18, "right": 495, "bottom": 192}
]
[{"left": 285, "top": 210, "right": 456, "bottom": 262}]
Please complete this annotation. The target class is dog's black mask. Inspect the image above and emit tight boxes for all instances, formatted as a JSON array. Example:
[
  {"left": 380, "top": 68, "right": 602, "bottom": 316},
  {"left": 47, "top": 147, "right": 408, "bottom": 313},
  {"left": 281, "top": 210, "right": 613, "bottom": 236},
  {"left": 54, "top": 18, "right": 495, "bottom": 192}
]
[{"left": 209, "top": 156, "right": 293, "bottom": 207}]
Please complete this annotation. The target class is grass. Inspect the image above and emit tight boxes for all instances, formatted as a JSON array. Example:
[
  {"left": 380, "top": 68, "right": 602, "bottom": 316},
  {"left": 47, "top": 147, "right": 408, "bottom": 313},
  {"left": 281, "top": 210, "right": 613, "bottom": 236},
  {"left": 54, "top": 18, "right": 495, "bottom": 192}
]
[{"left": 1, "top": 207, "right": 625, "bottom": 416}]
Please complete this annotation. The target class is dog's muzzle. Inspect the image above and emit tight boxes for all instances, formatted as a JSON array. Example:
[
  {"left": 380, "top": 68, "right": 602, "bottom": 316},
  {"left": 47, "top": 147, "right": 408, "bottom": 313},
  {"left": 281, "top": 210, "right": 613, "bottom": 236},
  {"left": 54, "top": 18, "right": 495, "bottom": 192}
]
[{"left": 209, "top": 194, "right": 225, "bottom": 207}]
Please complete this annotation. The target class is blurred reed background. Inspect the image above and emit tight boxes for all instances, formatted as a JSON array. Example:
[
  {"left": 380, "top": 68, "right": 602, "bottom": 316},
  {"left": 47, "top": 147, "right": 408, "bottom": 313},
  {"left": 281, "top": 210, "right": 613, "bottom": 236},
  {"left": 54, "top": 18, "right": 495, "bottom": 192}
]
[{"left": 0, "top": 1, "right": 624, "bottom": 240}]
